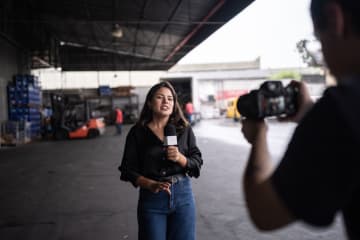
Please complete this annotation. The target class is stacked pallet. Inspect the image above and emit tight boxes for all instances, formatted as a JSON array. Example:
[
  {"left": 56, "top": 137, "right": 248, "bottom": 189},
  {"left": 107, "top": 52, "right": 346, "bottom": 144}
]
[{"left": 7, "top": 74, "right": 42, "bottom": 141}]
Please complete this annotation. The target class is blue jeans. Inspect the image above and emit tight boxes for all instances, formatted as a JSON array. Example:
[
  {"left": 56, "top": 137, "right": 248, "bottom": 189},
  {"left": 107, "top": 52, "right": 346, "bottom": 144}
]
[
  {"left": 115, "top": 123, "right": 122, "bottom": 134},
  {"left": 137, "top": 177, "right": 196, "bottom": 240}
]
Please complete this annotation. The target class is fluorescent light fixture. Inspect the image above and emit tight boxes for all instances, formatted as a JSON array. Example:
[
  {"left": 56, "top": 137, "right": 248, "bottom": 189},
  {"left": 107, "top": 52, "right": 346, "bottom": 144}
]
[{"left": 112, "top": 24, "right": 123, "bottom": 38}]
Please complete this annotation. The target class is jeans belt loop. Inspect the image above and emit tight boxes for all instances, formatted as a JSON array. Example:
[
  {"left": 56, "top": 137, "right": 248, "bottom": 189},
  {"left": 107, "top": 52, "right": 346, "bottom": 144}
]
[
  {"left": 158, "top": 173, "right": 186, "bottom": 184},
  {"left": 171, "top": 174, "right": 185, "bottom": 184}
]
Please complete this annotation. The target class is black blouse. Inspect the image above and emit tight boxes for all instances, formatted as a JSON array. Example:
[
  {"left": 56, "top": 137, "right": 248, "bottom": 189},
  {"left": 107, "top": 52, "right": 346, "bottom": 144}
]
[{"left": 119, "top": 124, "right": 203, "bottom": 187}]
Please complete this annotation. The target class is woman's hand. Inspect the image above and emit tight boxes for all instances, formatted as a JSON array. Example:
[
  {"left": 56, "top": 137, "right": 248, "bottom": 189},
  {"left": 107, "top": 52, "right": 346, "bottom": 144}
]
[
  {"left": 136, "top": 176, "right": 171, "bottom": 195},
  {"left": 165, "top": 146, "right": 187, "bottom": 168},
  {"left": 166, "top": 146, "right": 184, "bottom": 163},
  {"left": 148, "top": 180, "right": 171, "bottom": 195}
]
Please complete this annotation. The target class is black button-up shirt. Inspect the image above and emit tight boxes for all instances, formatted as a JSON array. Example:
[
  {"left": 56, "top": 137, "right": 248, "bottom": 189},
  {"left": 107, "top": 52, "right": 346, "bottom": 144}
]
[
  {"left": 119, "top": 124, "right": 203, "bottom": 187},
  {"left": 272, "top": 77, "right": 360, "bottom": 239}
]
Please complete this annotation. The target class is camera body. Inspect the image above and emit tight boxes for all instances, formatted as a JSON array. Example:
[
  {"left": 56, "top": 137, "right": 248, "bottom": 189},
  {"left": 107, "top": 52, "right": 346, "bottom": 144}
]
[{"left": 236, "top": 81, "right": 299, "bottom": 119}]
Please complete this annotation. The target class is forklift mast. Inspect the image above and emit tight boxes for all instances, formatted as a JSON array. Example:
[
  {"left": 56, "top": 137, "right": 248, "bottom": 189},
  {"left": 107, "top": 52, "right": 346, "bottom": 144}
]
[{"left": 50, "top": 93, "right": 89, "bottom": 130}]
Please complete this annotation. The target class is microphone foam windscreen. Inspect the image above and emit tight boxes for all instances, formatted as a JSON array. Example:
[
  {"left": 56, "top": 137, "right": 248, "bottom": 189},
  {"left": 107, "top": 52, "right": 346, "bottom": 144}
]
[
  {"left": 164, "top": 124, "right": 177, "bottom": 146},
  {"left": 164, "top": 124, "right": 176, "bottom": 136}
]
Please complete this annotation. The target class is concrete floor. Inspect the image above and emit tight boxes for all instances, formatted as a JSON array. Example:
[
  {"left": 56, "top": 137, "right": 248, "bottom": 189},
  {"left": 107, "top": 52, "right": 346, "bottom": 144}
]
[{"left": 0, "top": 120, "right": 346, "bottom": 240}]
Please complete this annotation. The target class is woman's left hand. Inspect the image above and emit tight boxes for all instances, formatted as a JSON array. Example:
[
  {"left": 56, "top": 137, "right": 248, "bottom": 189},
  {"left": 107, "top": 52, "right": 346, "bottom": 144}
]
[{"left": 166, "top": 146, "right": 183, "bottom": 163}]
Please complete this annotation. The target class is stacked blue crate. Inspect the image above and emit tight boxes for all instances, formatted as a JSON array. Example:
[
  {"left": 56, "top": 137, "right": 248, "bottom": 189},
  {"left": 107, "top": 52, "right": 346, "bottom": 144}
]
[
  {"left": 7, "top": 74, "right": 42, "bottom": 140},
  {"left": 98, "top": 85, "right": 112, "bottom": 96}
]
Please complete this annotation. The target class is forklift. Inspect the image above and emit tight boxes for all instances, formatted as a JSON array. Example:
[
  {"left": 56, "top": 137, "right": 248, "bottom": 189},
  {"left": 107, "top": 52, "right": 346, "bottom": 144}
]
[{"left": 50, "top": 93, "right": 105, "bottom": 140}]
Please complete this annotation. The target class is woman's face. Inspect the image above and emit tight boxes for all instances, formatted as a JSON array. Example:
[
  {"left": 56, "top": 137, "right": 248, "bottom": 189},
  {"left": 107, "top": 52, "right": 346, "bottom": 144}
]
[{"left": 149, "top": 87, "right": 174, "bottom": 117}]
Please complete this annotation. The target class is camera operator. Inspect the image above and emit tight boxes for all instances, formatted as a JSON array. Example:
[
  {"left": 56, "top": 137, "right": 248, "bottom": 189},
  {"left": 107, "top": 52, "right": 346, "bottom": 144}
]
[{"left": 241, "top": 0, "right": 360, "bottom": 239}]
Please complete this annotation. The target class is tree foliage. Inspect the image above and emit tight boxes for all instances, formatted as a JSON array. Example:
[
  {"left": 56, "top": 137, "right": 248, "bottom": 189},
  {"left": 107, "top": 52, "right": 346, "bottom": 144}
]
[
  {"left": 296, "top": 39, "right": 324, "bottom": 67},
  {"left": 269, "top": 71, "right": 301, "bottom": 80}
]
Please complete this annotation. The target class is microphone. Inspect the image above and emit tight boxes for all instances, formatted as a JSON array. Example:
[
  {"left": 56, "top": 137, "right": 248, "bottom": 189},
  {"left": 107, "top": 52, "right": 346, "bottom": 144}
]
[{"left": 164, "top": 124, "right": 177, "bottom": 146}]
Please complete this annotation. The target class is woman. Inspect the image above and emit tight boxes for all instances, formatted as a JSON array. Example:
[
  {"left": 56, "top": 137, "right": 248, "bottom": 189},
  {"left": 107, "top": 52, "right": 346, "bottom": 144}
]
[{"left": 119, "top": 81, "right": 203, "bottom": 240}]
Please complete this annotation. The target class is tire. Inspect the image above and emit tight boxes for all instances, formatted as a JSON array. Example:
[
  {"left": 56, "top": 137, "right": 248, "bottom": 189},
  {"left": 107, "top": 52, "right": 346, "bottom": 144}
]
[
  {"left": 54, "top": 129, "right": 68, "bottom": 140},
  {"left": 87, "top": 129, "right": 99, "bottom": 138},
  {"left": 233, "top": 110, "right": 238, "bottom": 122}
]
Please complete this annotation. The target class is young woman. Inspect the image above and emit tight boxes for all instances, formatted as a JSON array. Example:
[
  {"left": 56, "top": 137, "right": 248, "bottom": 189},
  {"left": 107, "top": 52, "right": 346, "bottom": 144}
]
[{"left": 119, "top": 81, "right": 203, "bottom": 240}]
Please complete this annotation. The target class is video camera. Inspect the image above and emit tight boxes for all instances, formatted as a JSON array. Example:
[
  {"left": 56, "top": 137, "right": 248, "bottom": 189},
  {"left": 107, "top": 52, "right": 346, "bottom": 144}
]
[{"left": 236, "top": 81, "right": 299, "bottom": 119}]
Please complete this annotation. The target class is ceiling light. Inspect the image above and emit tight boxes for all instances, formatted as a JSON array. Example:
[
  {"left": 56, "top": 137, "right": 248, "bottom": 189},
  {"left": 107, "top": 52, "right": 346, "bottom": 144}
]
[{"left": 112, "top": 24, "right": 123, "bottom": 38}]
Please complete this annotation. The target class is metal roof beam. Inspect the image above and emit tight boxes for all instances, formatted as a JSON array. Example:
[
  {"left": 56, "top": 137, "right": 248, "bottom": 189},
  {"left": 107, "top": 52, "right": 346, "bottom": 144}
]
[{"left": 61, "top": 41, "right": 163, "bottom": 61}]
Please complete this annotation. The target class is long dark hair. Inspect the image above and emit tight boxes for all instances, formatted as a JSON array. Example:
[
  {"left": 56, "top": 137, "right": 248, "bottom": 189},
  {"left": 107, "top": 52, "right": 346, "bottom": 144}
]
[
  {"left": 311, "top": 0, "right": 360, "bottom": 33},
  {"left": 137, "top": 81, "right": 189, "bottom": 131}
]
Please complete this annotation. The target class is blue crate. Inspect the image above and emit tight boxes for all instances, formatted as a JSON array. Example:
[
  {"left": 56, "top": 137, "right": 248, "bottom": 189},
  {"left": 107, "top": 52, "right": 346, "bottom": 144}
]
[
  {"left": 26, "top": 75, "right": 39, "bottom": 84},
  {"left": 29, "top": 108, "right": 39, "bottom": 114},
  {"left": 7, "top": 77, "right": 42, "bottom": 122},
  {"left": 7, "top": 85, "right": 16, "bottom": 92},
  {"left": 14, "top": 75, "right": 27, "bottom": 87},
  {"left": 30, "top": 120, "right": 41, "bottom": 125},
  {"left": 9, "top": 115, "right": 19, "bottom": 121},
  {"left": 30, "top": 127, "right": 41, "bottom": 132},
  {"left": 8, "top": 93, "right": 17, "bottom": 99},
  {"left": 98, "top": 86, "right": 112, "bottom": 96},
  {"left": 28, "top": 115, "right": 41, "bottom": 121}
]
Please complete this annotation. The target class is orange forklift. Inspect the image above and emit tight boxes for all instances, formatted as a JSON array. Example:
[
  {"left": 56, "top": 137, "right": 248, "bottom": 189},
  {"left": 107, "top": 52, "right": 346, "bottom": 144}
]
[{"left": 50, "top": 93, "right": 105, "bottom": 140}]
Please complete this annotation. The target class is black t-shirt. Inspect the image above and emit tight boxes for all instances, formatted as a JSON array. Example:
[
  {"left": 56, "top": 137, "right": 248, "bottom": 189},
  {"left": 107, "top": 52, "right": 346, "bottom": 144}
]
[
  {"left": 119, "top": 124, "right": 203, "bottom": 187},
  {"left": 272, "top": 78, "right": 360, "bottom": 239}
]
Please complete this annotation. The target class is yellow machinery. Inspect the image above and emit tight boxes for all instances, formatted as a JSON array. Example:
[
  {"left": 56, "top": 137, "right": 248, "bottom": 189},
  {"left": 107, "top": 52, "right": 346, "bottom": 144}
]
[{"left": 226, "top": 98, "right": 241, "bottom": 121}]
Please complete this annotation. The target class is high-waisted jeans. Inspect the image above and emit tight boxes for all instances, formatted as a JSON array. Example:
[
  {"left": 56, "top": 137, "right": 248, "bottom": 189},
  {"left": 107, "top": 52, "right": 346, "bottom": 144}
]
[{"left": 137, "top": 176, "right": 196, "bottom": 240}]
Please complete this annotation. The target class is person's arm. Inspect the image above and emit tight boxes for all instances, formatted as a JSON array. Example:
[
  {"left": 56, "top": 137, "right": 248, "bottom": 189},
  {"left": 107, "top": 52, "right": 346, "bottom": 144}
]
[
  {"left": 183, "top": 127, "right": 203, "bottom": 177},
  {"left": 241, "top": 80, "right": 315, "bottom": 230},
  {"left": 119, "top": 127, "right": 142, "bottom": 186},
  {"left": 242, "top": 119, "right": 294, "bottom": 230}
]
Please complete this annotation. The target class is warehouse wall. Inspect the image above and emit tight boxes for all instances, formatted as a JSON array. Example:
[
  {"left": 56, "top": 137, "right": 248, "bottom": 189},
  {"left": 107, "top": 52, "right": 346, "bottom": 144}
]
[
  {"left": 32, "top": 70, "right": 164, "bottom": 89},
  {"left": 0, "top": 36, "right": 29, "bottom": 121}
]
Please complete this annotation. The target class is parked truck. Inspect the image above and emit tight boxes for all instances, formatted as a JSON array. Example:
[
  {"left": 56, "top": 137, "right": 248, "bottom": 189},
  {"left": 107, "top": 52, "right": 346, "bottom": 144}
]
[{"left": 160, "top": 77, "right": 200, "bottom": 124}]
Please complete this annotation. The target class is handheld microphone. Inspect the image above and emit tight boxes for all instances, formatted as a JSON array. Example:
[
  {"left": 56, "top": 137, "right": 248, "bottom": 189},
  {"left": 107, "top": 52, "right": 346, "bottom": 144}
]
[
  {"left": 162, "top": 124, "right": 178, "bottom": 176},
  {"left": 164, "top": 124, "right": 177, "bottom": 146}
]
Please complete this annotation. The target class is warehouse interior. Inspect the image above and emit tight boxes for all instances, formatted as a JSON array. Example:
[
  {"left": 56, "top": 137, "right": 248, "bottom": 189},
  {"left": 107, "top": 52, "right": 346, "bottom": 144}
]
[
  {"left": 0, "top": 0, "right": 254, "bottom": 145},
  {"left": 1, "top": 2, "right": 347, "bottom": 240},
  {"left": 1, "top": 1, "right": 258, "bottom": 238}
]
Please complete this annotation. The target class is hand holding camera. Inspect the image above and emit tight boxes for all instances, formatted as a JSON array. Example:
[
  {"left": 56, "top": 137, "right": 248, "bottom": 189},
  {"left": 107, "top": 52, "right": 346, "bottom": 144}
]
[
  {"left": 278, "top": 80, "right": 314, "bottom": 123},
  {"left": 237, "top": 80, "right": 312, "bottom": 121}
]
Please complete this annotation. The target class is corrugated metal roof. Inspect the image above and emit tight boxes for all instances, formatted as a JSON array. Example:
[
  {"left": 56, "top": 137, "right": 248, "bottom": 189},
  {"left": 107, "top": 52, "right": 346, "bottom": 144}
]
[{"left": 3, "top": 0, "right": 254, "bottom": 71}]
